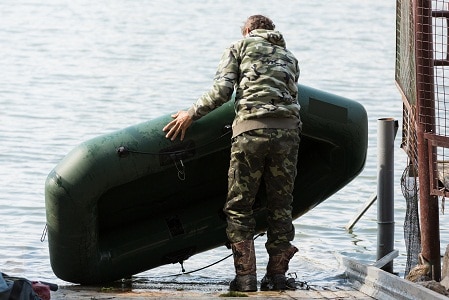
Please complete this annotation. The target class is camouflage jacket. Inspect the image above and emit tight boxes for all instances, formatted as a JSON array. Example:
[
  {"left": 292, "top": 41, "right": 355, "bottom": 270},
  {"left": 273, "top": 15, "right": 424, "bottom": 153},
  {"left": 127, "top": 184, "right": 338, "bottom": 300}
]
[{"left": 187, "top": 29, "right": 301, "bottom": 137}]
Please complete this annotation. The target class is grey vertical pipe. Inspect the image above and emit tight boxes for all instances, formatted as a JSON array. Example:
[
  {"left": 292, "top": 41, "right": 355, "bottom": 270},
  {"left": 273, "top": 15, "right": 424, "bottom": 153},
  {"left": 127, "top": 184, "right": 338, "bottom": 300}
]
[{"left": 377, "top": 118, "right": 398, "bottom": 273}]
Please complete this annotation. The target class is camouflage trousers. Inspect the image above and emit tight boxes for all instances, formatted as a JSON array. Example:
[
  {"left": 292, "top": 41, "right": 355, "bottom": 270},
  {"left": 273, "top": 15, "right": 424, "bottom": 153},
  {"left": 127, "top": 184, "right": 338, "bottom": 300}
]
[{"left": 224, "top": 128, "right": 300, "bottom": 255}]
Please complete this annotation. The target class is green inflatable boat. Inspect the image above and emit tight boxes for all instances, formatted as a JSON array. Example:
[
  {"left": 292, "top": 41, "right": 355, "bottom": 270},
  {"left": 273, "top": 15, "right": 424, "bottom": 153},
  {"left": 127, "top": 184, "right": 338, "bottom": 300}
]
[{"left": 45, "top": 84, "right": 367, "bottom": 284}]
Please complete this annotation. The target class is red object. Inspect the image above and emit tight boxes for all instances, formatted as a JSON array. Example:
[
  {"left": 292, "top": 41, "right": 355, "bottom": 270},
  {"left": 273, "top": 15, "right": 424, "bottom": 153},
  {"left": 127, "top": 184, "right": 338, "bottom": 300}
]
[{"left": 32, "top": 282, "right": 51, "bottom": 300}]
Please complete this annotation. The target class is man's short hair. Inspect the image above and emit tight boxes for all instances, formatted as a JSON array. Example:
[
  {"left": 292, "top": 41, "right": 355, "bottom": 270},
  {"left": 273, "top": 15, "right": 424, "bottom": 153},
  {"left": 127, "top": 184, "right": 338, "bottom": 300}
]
[{"left": 241, "top": 15, "right": 275, "bottom": 36}]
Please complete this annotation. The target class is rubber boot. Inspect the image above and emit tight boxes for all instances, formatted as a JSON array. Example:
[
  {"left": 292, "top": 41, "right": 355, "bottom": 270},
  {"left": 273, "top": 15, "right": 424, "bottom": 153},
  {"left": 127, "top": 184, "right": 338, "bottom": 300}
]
[
  {"left": 229, "top": 239, "right": 257, "bottom": 292},
  {"left": 260, "top": 245, "right": 298, "bottom": 291}
]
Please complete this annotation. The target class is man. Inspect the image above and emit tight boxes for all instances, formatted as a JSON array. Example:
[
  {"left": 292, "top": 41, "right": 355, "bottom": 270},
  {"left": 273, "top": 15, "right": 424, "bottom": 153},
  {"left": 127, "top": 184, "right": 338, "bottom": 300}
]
[{"left": 163, "top": 15, "right": 301, "bottom": 292}]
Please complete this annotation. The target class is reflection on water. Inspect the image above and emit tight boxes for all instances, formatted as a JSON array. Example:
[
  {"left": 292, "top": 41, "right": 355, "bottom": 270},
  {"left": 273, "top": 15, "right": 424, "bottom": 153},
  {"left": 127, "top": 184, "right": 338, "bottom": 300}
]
[{"left": 0, "top": 0, "right": 438, "bottom": 289}]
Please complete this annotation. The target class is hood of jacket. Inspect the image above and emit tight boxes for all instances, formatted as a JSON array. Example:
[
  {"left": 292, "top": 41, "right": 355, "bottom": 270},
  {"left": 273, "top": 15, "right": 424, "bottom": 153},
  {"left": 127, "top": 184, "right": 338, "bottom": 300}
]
[{"left": 248, "top": 29, "right": 286, "bottom": 48}]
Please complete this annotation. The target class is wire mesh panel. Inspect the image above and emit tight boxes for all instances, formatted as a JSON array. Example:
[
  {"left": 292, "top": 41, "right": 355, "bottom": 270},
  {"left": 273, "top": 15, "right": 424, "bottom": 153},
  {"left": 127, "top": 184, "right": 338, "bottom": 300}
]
[
  {"left": 432, "top": 1, "right": 449, "bottom": 197},
  {"left": 399, "top": 0, "right": 449, "bottom": 197},
  {"left": 396, "top": 0, "right": 417, "bottom": 105},
  {"left": 396, "top": 0, "right": 418, "bottom": 166},
  {"left": 430, "top": 1, "right": 449, "bottom": 197}
]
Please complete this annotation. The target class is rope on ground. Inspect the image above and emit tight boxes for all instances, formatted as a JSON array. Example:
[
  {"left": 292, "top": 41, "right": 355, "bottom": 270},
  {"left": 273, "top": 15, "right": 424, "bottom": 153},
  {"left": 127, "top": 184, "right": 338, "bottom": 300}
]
[{"left": 165, "top": 233, "right": 266, "bottom": 277}]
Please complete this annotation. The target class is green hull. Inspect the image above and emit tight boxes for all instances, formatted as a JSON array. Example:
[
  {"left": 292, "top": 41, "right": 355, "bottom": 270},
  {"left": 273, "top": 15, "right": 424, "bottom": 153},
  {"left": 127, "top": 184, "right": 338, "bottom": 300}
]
[{"left": 45, "top": 84, "right": 367, "bottom": 284}]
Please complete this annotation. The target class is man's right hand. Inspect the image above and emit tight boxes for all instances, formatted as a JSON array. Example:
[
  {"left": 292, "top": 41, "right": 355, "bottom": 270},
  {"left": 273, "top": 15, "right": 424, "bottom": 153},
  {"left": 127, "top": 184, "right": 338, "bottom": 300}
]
[{"left": 162, "top": 110, "right": 193, "bottom": 141}]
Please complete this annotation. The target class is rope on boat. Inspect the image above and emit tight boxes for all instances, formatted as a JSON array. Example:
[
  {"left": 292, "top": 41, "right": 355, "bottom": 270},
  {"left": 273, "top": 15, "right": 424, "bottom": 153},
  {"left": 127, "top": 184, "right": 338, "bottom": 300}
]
[
  {"left": 40, "top": 224, "right": 48, "bottom": 242},
  {"left": 116, "top": 125, "right": 232, "bottom": 158},
  {"left": 116, "top": 125, "right": 231, "bottom": 180}
]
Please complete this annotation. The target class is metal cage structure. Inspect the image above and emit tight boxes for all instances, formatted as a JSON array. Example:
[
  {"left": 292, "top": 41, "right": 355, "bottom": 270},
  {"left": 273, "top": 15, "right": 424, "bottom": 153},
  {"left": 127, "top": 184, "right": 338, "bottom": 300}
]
[{"left": 396, "top": 0, "right": 449, "bottom": 281}]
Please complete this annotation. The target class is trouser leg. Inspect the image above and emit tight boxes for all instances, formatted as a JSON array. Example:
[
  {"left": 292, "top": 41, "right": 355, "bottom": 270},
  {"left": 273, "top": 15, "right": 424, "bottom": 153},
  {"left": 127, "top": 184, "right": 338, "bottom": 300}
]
[
  {"left": 262, "top": 128, "right": 301, "bottom": 291},
  {"left": 264, "top": 128, "right": 300, "bottom": 255},
  {"left": 224, "top": 132, "right": 267, "bottom": 243}
]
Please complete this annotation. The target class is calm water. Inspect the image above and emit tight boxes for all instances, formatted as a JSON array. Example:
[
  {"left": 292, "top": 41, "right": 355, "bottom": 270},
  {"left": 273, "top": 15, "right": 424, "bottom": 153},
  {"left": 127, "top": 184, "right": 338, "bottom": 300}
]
[{"left": 0, "top": 0, "right": 442, "bottom": 289}]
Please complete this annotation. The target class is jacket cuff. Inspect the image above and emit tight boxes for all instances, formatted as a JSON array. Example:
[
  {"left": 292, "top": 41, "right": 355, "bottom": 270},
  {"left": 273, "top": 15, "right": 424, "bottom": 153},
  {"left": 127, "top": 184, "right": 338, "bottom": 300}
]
[{"left": 187, "top": 107, "right": 198, "bottom": 120}]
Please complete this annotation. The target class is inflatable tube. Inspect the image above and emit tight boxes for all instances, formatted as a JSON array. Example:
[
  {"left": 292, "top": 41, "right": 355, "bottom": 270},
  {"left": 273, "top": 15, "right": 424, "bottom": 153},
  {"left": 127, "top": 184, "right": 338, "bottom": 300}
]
[{"left": 45, "top": 84, "right": 368, "bottom": 284}]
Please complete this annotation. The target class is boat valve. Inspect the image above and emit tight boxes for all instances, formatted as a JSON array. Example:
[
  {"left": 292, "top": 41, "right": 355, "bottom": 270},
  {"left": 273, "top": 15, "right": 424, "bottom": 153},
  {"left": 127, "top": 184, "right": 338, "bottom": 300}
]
[
  {"left": 222, "top": 124, "right": 232, "bottom": 134},
  {"left": 116, "top": 146, "right": 130, "bottom": 158}
]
